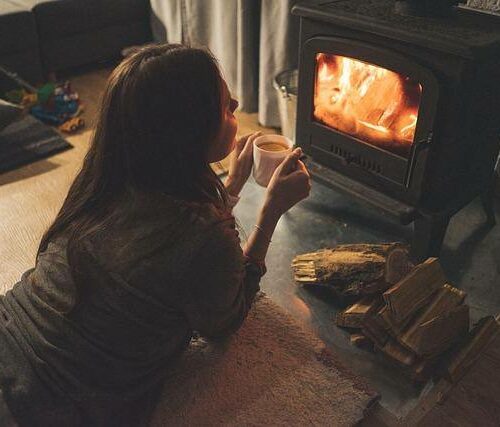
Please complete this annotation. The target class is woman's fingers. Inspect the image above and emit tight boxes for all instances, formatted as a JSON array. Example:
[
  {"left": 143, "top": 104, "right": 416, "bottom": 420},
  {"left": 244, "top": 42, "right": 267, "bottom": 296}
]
[
  {"left": 288, "top": 173, "right": 311, "bottom": 199},
  {"left": 289, "top": 167, "right": 310, "bottom": 183},
  {"left": 242, "top": 132, "right": 261, "bottom": 156},
  {"left": 296, "top": 160, "right": 309, "bottom": 176},
  {"left": 234, "top": 133, "right": 252, "bottom": 155},
  {"left": 236, "top": 132, "right": 261, "bottom": 157},
  {"left": 288, "top": 161, "right": 312, "bottom": 193},
  {"left": 277, "top": 147, "right": 302, "bottom": 176}
]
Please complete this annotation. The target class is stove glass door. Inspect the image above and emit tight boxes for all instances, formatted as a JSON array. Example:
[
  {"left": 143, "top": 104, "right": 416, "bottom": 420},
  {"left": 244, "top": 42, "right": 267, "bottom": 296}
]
[{"left": 314, "top": 53, "right": 422, "bottom": 158}]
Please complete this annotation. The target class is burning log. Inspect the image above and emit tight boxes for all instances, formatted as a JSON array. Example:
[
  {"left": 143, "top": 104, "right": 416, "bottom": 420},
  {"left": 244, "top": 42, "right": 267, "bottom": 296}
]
[
  {"left": 291, "top": 243, "right": 413, "bottom": 298},
  {"left": 313, "top": 52, "right": 421, "bottom": 156}
]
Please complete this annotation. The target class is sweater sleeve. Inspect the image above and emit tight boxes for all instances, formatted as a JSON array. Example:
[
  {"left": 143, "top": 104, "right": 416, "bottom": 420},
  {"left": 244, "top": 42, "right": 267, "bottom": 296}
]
[
  {"left": 226, "top": 193, "right": 240, "bottom": 211},
  {"left": 182, "top": 216, "right": 263, "bottom": 339}
]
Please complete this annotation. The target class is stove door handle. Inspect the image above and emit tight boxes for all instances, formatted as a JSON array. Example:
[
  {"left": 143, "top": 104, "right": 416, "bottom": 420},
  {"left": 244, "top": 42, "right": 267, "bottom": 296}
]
[{"left": 405, "top": 132, "right": 433, "bottom": 188}]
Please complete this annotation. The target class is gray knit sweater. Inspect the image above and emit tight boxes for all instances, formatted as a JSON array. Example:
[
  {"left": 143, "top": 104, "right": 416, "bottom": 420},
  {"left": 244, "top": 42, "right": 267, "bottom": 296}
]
[{"left": 0, "top": 191, "right": 262, "bottom": 426}]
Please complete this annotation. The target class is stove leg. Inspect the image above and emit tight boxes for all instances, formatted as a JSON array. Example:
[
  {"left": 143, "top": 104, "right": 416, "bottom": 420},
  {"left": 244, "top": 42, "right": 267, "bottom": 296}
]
[
  {"left": 480, "top": 177, "right": 496, "bottom": 226},
  {"left": 411, "top": 215, "right": 450, "bottom": 262}
]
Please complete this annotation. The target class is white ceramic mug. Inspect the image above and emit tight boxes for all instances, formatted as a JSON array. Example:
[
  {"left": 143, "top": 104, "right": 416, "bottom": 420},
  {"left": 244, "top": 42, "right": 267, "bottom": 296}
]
[{"left": 252, "top": 135, "right": 293, "bottom": 187}]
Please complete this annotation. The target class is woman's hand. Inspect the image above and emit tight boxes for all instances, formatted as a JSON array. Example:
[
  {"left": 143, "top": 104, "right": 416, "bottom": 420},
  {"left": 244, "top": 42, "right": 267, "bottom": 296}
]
[
  {"left": 225, "top": 132, "right": 262, "bottom": 197},
  {"left": 244, "top": 147, "right": 310, "bottom": 264},
  {"left": 263, "top": 147, "right": 311, "bottom": 218}
]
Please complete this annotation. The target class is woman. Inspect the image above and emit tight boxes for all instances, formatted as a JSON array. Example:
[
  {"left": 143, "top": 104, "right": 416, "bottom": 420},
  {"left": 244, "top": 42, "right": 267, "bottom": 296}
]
[{"left": 0, "top": 44, "right": 311, "bottom": 426}]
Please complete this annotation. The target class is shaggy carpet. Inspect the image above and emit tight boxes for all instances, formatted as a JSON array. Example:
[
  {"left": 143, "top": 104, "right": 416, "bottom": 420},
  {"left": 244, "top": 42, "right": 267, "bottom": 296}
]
[{"left": 151, "top": 293, "right": 379, "bottom": 426}]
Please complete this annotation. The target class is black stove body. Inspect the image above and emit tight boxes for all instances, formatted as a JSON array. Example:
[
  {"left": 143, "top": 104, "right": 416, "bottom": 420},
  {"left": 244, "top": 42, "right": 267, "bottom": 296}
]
[{"left": 293, "top": 0, "right": 500, "bottom": 260}]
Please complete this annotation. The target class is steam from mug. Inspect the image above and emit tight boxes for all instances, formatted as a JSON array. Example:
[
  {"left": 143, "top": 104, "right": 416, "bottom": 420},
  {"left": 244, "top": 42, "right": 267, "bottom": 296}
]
[{"left": 252, "top": 135, "right": 293, "bottom": 187}]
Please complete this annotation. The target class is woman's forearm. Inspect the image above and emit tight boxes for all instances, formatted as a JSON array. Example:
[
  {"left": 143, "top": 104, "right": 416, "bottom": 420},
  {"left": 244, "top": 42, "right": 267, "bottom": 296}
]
[{"left": 243, "top": 202, "right": 281, "bottom": 262}]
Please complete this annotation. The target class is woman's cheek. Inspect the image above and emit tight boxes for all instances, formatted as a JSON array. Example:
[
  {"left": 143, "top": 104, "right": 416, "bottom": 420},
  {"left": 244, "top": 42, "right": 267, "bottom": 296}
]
[
  {"left": 230, "top": 132, "right": 237, "bottom": 151},
  {"left": 230, "top": 116, "right": 238, "bottom": 144}
]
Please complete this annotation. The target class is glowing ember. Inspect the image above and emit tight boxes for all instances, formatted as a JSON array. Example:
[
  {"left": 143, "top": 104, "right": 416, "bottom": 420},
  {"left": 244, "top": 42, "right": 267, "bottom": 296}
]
[{"left": 314, "top": 53, "right": 422, "bottom": 157}]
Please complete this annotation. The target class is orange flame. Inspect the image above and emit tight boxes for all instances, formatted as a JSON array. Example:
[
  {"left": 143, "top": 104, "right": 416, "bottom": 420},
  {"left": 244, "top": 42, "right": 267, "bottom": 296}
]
[{"left": 314, "top": 53, "right": 422, "bottom": 157}]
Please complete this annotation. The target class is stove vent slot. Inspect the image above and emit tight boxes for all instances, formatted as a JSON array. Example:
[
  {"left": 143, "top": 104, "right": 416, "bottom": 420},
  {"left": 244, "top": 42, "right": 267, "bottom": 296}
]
[{"left": 329, "top": 144, "right": 382, "bottom": 174}]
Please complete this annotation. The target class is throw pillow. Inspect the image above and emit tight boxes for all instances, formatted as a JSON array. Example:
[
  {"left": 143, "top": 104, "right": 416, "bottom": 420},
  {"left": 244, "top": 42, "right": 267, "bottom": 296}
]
[{"left": 0, "top": 98, "right": 23, "bottom": 132}]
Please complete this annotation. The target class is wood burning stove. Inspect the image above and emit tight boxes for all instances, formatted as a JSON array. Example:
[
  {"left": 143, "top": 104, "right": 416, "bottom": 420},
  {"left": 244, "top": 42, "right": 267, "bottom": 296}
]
[{"left": 292, "top": 0, "right": 500, "bottom": 261}]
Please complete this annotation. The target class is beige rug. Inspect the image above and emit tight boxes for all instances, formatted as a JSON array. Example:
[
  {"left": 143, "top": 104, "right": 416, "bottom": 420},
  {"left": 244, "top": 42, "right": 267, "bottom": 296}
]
[
  {"left": 0, "top": 179, "right": 379, "bottom": 425},
  {"left": 0, "top": 180, "right": 379, "bottom": 425},
  {"left": 1, "top": 177, "right": 379, "bottom": 426},
  {"left": 151, "top": 293, "right": 379, "bottom": 426}
]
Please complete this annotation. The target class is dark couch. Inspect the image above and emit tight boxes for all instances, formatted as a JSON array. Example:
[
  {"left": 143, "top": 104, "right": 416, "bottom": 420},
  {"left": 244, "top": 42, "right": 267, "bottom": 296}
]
[
  {"left": 0, "top": 0, "right": 152, "bottom": 86},
  {"left": 0, "top": 1, "right": 43, "bottom": 84}
]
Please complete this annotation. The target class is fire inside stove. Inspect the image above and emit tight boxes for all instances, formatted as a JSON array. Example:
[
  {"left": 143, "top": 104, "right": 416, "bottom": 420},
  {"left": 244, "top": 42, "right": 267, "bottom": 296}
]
[{"left": 314, "top": 53, "right": 422, "bottom": 157}]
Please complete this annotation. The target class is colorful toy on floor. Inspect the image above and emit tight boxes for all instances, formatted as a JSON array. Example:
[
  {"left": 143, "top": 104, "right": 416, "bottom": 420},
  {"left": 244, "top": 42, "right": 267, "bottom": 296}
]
[
  {"left": 30, "top": 81, "right": 83, "bottom": 129},
  {"left": 1, "top": 65, "right": 84, "bottom": 133},
  {"left": 59, "top": 116, "right": 85, "bottom": 133}
]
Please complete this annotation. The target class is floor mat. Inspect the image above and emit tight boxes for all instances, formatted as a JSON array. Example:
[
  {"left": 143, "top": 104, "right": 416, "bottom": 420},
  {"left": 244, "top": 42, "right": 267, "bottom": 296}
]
[
  {"left": 0, "top": 115, "right": 72, "bottom": 174},
  {"left": 151, "top": 292, "right": 379, "bottom": 426}
]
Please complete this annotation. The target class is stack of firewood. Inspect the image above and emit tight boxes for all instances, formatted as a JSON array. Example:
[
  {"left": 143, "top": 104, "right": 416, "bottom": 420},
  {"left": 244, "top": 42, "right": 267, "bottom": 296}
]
[{"left": 292, "top": 244, "right": 473, "bottom": 383}]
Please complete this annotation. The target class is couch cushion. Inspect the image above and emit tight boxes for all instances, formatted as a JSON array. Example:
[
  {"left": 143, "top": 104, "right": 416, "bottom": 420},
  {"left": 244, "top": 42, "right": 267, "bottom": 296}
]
[
  {"left": 39, "top": 21, "right": 151, "bottom": 71},
  {"left": 0, "top": 49, "right": 44, "bottom": 85},
  {"left": 33, "top": 0, "right": 151, "bottom": 40},
  {"left": 0, "top": 0, "right": 39, "bottom": 54}
]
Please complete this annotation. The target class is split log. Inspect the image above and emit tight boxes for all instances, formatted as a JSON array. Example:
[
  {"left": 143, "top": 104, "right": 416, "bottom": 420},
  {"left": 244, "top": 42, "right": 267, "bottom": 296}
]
[
  {"left": 401, "top": 305, "right": 470, "bottom": 358},
  {"left": 362, "top": 321, "right": 389, "bottom": 348},
  {"left": 445, "top": 315, "right": 500, "bottom": 383},
  {"left": 385, "top": 246, "right": 415, "bottom": 284},
  {"left": 383, "top": 258, "right": 447, "bottom": 324},
  {"left": 349, "top": 333, "right": 374, "bottom": 350},
  {"left": 399, "top": 284, "right": 466, "bottom": 351},
  {"left": 378, "top": 337, "right": 417, "bottom": 367},
  {"left": 411, "top": 359, "right": 431, "bottom": 383},
  {"left": 379, "top": 304, "right": 415, "bottom": 335},
  {"left": 362, "top": 306, "right": 393, "bottom": 348},
  {"left": 292, "top": 243, "right": 412, "bottom": 298},
  {"left": 336, "top": 296, "right": 382, "bottom": 328},
  {"left": 408, "top": 357, "right": 438, "bottom": 384}
]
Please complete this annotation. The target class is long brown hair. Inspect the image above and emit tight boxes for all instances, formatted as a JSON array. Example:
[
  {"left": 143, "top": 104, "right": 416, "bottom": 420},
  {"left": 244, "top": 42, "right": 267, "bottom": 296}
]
[{"left": 37, "top": 44, "right": 229, "bottom": 262}]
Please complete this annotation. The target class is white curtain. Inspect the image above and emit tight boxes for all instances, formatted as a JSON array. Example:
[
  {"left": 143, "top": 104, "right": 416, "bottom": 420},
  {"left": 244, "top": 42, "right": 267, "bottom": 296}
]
[
  {"left": 149, "top": 0, "right": 302, "bottom": 127},
  {"left": 150, "top": 0, "right": 183, "bottom": 44},
  {"left": 258, "top": 0, "right": 300, "bottom": 127},
  {"left": 183, "top": 0, "right": 260, "bottom": 112}
]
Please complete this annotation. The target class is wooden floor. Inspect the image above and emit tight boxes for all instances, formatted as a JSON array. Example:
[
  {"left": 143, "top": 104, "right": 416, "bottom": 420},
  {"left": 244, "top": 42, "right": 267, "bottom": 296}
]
[
  {"left": 417, "top": 331, "right": 500, "bottom": 426},
  {"left": 1, "top": 65, "right": 499, "bottom": 426}
]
